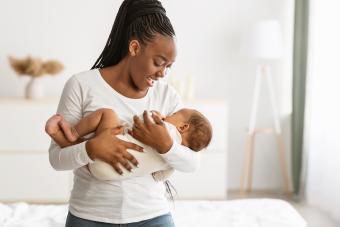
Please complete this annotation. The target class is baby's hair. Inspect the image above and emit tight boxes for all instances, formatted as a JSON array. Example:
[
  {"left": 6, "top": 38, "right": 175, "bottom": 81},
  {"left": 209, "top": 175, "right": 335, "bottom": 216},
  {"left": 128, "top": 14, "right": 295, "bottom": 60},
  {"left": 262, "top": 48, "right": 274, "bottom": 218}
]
[{"left": 186, "top": 110, "right": 213, "bottom": 152}]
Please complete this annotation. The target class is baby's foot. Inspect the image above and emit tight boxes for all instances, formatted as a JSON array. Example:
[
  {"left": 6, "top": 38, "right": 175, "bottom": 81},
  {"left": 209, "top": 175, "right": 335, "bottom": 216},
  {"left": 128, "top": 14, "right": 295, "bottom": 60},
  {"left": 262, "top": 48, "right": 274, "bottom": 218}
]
[
  {"left": 45, "top": 114, "right": 63, "bottom": 136},
  {"left": 58, "top": 119, "right": 79, "bottom": 142}
]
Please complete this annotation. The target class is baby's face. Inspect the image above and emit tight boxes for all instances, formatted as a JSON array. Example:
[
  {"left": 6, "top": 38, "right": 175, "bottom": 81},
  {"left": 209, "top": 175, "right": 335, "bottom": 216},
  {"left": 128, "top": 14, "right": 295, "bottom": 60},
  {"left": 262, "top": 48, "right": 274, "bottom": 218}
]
[
  {"left": 163, "top": 108, "right": 195, "bottom": 147},
  {"left": 164, "top": 108, "right": 193, "bottom": 127}
]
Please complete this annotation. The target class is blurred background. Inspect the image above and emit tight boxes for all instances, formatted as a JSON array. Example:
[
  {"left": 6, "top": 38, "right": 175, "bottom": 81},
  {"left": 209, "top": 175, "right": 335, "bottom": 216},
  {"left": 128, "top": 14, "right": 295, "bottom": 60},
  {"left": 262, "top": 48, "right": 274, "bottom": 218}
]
[
  {"left": 0, "top": 0, "right": 294, "bottom": 191},
  {"left": 0, "top": 0, "right": 339, "bottom": 226}
]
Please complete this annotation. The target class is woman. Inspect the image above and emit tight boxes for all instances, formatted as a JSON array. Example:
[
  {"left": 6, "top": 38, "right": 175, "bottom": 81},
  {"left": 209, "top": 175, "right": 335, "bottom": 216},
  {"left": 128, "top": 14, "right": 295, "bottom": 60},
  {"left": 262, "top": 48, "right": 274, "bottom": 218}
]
[{"left": 48, "top": 0, "right": 199, "bottom": 226}]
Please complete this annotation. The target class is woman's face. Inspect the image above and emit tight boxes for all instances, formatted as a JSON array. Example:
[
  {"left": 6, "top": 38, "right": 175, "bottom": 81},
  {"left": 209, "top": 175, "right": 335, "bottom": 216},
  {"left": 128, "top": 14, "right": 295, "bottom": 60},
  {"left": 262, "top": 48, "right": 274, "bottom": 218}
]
[{"left": 127, "top": 34, "right": 177, "bottom": 92}]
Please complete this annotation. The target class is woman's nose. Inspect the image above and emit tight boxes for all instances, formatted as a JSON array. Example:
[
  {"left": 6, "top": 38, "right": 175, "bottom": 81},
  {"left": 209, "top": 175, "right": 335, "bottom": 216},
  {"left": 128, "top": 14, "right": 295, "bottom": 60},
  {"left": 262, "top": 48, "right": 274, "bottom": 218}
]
[{"left": 157, "top": 67, "right": 168, "bottom": 78}]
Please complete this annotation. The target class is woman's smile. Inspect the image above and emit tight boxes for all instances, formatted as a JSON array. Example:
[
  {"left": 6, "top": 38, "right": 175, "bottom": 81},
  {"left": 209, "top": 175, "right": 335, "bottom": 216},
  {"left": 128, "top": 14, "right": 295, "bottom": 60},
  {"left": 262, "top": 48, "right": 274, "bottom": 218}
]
[{"left": 146, "top": 76, "right": 157, "bottom": 87}]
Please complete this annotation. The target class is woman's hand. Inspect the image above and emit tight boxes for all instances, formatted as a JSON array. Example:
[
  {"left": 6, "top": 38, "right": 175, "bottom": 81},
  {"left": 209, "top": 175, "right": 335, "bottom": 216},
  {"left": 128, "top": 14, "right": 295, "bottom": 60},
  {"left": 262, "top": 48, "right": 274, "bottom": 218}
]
[
  {"left": 85, "top": 126, "right": 144, "bottom": 175},
  {"left": 128, "top": 111, "right": 173, "bottom": 154}
]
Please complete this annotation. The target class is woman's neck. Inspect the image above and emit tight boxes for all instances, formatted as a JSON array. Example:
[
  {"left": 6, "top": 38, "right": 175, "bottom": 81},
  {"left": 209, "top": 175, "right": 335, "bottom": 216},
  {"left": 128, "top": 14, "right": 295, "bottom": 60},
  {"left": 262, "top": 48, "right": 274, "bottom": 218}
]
[{"left": 99, "top": 59, "right": 148, "bottom": 99}]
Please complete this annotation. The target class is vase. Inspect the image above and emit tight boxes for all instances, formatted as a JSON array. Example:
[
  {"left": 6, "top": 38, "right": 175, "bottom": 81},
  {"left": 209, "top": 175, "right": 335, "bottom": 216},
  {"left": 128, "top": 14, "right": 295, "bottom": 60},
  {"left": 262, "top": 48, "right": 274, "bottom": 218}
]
[{"left": 25, "top": 77, "right": 44, "bottom": 99}]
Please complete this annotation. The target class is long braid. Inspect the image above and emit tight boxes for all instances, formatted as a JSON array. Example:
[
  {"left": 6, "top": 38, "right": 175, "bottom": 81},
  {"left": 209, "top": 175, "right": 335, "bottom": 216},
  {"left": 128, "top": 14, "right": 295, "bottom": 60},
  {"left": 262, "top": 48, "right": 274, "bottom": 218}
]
[
  {"left": 92, "top": 0, "right": 130, "bottom": 68},
  {"left": 91, "top": 0, "right": 175, "bottom": 69}
]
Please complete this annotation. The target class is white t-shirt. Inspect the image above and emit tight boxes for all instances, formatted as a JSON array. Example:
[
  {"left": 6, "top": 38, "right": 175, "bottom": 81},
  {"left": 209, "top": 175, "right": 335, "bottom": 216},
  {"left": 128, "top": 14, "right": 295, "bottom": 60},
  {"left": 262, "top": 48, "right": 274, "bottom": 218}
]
[
  {"left": 88, "top": 121, "right": 182, "bottom": 181},
  {"left": 48, "top": 69, "right": 200, "bottom": 224}
]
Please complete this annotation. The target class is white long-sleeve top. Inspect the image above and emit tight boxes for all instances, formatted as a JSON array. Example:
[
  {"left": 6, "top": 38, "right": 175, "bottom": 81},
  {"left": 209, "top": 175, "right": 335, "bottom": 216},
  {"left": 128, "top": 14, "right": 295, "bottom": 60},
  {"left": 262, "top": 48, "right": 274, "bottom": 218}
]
[{"left": 48, "top": 69, "right": 200, "bottom": 224}]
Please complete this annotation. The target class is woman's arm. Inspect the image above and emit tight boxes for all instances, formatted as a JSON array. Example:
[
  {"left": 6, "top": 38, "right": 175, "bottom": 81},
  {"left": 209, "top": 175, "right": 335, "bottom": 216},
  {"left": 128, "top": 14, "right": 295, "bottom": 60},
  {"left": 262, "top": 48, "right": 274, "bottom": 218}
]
[
  {"left": 129, "top": 86, "right": 200, "bottom": 173},
  {"left": 48, "top": 76, "right": 93, "bottom": 171},
  {"left": 49, "top": 76, "right": 143, "bottom": 172},
  {"left": 129, "top": 111, "right": 200, "bottom": 173},
  {"left": 159, "top": 140, "right": 201, "bottom": 173}
]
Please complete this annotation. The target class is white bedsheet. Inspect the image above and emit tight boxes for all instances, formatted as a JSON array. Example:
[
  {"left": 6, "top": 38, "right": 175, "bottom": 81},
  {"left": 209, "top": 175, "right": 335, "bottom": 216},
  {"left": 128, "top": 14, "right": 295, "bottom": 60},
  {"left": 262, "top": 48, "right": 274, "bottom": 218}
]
[{"left": 0, "top": 199, "right": 306, "bottom": 227}]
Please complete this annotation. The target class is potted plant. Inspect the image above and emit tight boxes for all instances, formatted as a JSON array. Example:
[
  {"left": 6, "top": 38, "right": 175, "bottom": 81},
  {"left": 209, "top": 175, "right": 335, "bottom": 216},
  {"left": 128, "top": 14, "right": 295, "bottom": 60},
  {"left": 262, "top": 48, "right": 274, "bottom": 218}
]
[{"left": 8, "top": 55, "right": 64, "bottom": 99}]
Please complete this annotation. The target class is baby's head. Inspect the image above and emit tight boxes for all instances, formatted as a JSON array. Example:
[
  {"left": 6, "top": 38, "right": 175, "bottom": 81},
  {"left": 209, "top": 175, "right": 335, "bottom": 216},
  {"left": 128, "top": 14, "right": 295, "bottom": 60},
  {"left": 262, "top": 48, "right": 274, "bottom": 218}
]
[{"left": 164, "top": 108, "right": 212, "bottom": 152}]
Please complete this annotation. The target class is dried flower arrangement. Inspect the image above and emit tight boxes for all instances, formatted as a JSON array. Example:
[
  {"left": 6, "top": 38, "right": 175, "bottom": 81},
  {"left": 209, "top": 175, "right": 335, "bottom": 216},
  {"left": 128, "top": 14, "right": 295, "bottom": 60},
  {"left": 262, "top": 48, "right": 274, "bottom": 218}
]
[
  {"left": 8, "top": 55, "right": 64, "bottom": 77},
  {"left": 8, "top": 55, "right": 64, "bottom": 99}
]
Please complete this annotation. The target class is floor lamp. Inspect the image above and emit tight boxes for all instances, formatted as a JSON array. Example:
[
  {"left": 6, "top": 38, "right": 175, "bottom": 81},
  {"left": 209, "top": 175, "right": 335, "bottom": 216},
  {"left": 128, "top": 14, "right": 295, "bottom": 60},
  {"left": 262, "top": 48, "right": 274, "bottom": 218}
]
[{"left": 239, "top": 20, "right": 291, "bottom": 196}]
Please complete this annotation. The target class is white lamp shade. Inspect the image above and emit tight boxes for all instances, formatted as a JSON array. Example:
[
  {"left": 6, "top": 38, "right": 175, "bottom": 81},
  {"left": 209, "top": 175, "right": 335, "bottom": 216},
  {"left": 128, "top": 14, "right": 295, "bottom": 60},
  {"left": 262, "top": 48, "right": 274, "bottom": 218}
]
[{"left": 240, "top": 20, "right": 283, "bottom": 59}]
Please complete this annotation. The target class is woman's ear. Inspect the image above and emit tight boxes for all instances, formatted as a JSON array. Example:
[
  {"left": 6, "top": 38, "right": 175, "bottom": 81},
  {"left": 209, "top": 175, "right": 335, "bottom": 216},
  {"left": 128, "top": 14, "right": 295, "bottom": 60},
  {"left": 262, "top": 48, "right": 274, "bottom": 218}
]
[
  {"left": 129, "top": 39, "right": 141, "bottom": 56},
  {"left": 178, "top": 123, "right": 190, "bottom": 133}
]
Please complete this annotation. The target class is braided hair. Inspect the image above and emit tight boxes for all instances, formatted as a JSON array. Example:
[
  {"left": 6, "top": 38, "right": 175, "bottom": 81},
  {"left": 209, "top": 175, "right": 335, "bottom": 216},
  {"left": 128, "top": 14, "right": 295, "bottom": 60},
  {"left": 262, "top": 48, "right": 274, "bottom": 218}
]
[{"left": 91, "top": 0, "right": 175, "bottom": 69}]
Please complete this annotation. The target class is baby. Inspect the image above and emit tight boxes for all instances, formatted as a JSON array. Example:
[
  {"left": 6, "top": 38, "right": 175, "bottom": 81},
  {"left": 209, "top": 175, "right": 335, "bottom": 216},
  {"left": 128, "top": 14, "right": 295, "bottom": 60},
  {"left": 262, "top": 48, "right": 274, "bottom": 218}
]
[{"left": 45, "top": 108, "right": 212, "bottom": 181}]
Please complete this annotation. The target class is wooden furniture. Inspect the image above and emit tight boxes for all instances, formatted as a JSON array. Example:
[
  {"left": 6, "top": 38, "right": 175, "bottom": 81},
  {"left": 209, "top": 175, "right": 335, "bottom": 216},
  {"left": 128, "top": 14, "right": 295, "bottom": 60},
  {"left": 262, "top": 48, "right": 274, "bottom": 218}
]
[
  {"left": 240, "top": 65, "right": 290, "bottom": 196},
  {"left": 0, "top": 98, "right": 228, "bottom": 202}
]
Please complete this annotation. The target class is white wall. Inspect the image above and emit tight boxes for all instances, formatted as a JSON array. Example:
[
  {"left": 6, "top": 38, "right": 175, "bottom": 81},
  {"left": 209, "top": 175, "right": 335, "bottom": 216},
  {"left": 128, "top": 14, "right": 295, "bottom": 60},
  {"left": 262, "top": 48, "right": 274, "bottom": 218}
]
[{"left": 0, "top": 0, "right": 294, "bottom": 190}]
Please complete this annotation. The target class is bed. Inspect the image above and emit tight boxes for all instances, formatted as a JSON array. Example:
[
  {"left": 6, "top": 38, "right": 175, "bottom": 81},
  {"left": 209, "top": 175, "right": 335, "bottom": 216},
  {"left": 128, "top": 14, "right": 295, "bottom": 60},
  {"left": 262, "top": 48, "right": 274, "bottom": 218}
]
[{"left": 0, "top": 199, "right": 306, "bottom": 227}]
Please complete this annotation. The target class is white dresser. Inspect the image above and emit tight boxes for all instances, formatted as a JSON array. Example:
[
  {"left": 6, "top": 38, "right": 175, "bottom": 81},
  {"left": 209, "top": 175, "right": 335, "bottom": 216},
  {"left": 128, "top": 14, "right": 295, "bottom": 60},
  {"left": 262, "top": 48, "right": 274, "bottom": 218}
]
[
  {"left": 0, "top": 98, "right": 228, "bottom": 202},
  {"left": 0, "top": 98, "right": 72, "bottom": 203}
]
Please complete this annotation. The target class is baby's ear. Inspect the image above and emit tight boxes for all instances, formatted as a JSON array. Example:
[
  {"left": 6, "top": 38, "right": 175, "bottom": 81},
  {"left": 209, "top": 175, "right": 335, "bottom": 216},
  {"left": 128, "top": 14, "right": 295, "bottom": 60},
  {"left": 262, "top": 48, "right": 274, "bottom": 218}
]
[{"left": 179, "top": 123, "right": 190, "bottom": 133}]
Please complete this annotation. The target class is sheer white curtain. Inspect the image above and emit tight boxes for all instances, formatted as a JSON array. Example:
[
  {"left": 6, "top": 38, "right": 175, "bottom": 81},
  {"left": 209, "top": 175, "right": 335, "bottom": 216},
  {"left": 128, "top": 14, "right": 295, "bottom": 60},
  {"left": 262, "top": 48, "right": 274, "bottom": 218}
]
[{"left": 304, "top": 0, "right": 340, "bottom": 222}]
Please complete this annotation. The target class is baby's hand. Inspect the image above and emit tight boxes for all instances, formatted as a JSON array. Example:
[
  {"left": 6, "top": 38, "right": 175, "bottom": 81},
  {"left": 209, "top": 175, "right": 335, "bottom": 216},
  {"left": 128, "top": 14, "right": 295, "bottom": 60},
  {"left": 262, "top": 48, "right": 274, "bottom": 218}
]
[
  {"left": 119, "top": 121, "right": 130, "bottom": 135},
  {"left": 150, "top": 110, "right": 165, "bottom": 120}
]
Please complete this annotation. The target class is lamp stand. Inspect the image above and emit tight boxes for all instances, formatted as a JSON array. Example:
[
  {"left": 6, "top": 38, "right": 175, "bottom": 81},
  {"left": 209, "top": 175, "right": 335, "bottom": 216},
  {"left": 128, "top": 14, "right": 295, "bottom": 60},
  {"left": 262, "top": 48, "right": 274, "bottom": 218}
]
[{"left": 240, "top": 64, "right": 291, "bottom": 196}]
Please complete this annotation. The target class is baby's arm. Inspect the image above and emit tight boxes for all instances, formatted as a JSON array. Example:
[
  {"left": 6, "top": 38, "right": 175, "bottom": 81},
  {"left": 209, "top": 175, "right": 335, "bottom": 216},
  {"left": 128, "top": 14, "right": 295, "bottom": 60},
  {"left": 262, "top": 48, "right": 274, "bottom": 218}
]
[
  {"left": 45, "top": 114, "right": 83, "bottom": 148},
  {"left": 46, "top": 108, "right": 123, "bottom": 148}
]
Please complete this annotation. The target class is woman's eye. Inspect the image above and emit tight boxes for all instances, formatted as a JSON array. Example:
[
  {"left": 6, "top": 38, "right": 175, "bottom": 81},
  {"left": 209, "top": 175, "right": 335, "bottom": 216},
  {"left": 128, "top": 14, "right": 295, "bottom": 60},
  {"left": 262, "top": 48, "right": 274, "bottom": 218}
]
[{"left": 154, "top": 60, "right": 165, "bottom": 67}]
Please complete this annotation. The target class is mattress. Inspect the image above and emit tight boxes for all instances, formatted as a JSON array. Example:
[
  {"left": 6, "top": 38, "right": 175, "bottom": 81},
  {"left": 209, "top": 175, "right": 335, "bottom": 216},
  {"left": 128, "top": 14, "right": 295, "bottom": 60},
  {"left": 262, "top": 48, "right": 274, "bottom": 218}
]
[{"left": 0, "top": 199, "right": 306, "bottom": 227}]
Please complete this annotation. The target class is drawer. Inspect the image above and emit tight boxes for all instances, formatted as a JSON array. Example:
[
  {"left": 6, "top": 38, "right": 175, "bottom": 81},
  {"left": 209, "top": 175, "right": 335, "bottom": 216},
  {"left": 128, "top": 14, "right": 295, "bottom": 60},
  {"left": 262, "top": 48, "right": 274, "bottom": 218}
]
[
  {"left": 0, "top": 102, "right": 57, "bottom": 151},
  {"left": 0, "top": 152, "right": 71, "bottom": 202}
]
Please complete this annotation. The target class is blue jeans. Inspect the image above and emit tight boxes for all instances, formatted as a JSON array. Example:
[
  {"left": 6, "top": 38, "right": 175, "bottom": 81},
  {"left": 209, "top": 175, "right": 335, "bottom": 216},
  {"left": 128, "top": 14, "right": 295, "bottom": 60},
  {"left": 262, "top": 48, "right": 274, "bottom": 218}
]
[{"left": 65, "top": 211, "right": 175, "bottom": 227}]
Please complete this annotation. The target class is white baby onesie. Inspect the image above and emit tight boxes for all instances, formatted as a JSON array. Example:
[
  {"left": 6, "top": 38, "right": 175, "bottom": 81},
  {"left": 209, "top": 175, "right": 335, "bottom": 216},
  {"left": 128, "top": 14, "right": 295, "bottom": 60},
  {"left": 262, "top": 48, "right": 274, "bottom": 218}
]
[{"left": 88, "top": 113, "right": 181, "bottom": 182}]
